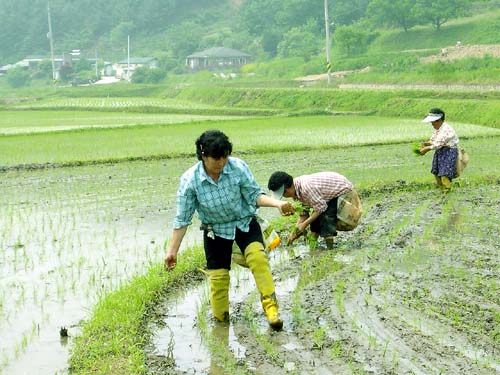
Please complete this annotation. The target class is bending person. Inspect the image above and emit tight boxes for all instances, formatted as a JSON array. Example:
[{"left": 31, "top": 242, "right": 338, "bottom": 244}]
[{"left": 268, "top": 171, "right": 354, "bottom": 249}]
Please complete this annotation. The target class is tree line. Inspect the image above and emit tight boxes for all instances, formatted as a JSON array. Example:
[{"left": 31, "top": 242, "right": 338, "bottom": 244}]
[{"left": 0, "top": 0, "right": 479, "bottom": 73}]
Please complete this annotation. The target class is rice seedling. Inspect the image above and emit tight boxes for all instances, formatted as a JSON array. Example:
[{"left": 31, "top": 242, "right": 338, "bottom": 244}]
[
  {"left": 312, "top": 326, "right": 327, "bottom": 350},
  {"left": 334, "top": 281, "right": 346, "bottom": 317},
  {"left": 412, "top": 143, "right": 422, "bottom": 156}
]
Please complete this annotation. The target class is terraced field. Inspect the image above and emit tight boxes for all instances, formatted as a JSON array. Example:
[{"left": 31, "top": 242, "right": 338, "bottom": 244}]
[{"left": 1, "top": 106, "right": 498, "bottom": 375}]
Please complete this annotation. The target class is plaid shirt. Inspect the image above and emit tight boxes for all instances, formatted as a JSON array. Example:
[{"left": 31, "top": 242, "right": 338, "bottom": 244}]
[
  {"left": 430, "top": 122, "right": 459, "bottom": 150},
  {"left": 294, "top": 172, "right": 353, "bottom": 213},
  {"left": 173, "top": 157, "right": 263, "bottom": 239}
]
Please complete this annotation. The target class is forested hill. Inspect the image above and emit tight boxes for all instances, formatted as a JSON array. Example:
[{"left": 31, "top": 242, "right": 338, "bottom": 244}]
[
  {"left": 0, "top": 0, "right": 227, "bottom": 64},
  {"left": 0, "top": 0, "right": 497, "bottom": 68}
]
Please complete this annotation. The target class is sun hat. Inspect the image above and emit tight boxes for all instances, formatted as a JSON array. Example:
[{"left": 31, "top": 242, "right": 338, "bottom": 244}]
[
  {"left": 422, "top": 108, "right": 445, "bottom": 123},
  {"left": 270, "top": 185, "right": 285, "bottom": 200},
  {"left": 268, "top": 171, "right": 292, "bottom": 200}
]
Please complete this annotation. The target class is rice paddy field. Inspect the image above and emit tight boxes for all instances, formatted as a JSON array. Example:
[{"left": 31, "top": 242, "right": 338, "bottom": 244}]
[{"left": 0, "top": 96, "right": 499, "bottom": 375}]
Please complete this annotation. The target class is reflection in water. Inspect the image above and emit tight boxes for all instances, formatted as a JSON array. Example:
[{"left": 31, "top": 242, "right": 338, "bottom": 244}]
[
  {"left": 152, "top": 283, "right": 211, "bottom": 373},
  {"left": 150, "top": 246, "right": 301, "bottom": 374},
  {"left": 0, "top": 159, "right": 197, "bottom": 374},
  {"left": 151, "top": 275, "right": 250, "bottom": 374}
]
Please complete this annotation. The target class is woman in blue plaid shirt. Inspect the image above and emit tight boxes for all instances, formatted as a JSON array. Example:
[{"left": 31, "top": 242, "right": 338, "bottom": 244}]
[{"left": 165, "top": 130, "right": 294, "bottom": 330}]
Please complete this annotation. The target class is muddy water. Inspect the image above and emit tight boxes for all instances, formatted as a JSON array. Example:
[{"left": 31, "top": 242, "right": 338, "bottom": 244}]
[
  {"left": 145, "top": 184, "right": 500, "bottom": 374},
  {"left": 0, "top": 159, "right": 197, "bottom": 374},
  {"left": 2, "top": 146, "right": 499, "bottom": 374},
  {"left": 146, "top": 245, "right": 304, "bottom": 374},
  {"left": 0, "top": 153, "right": 311, "bottom": 374}
]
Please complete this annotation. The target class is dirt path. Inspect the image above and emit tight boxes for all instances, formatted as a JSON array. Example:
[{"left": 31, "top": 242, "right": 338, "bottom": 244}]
[
  {"left": 420, "top": 44, "right": 500, "bottom": 63},
  {"left": 145, "top": 183, "right": 500, "bottom": 374},
  {"left": 296, "top": 44, "right": 500, "bottom": 91},
  {"left": 337, "top": 83, "right": 500, "bottom": 91}
]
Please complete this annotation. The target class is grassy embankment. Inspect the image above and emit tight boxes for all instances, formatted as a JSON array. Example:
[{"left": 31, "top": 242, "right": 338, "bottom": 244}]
[
  {"left": 168, "top": 86, "right": 500, "bottom": 128},
  {"left": 66, "top": 251, "right": 205, "bottom": 374}
]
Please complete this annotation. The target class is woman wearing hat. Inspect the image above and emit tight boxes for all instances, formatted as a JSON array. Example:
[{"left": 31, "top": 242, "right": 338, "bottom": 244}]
[{"left": 419, "top": 108, "right": 459, "bottom": 192}]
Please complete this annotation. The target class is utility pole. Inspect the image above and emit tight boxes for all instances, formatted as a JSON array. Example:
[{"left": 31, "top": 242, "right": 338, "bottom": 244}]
[
  {"left": 324, "top": 0, "right": 332, "bottom": 85},
  {"left": 127, "top": 35, "right": 130, "bottom": 81},
  {"left": 47, "top": 1, "right": 56, "bottom": 81},
  {"left": 95, "top": 49, "right": 98, "bottom": 78}
]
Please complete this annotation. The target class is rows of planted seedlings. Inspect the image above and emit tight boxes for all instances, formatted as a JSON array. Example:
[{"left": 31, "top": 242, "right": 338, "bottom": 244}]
[
  {"left": 2, "top": 112, "right": 499, "bottom": 373},
  {"left": 150, "top": 183, "right": 499, "bottom": 374},
  {"left": 2, "top": 113, "right": 500, "bottom": 168},
  {"left": 8, "top": 97, "right": 217, "bottom": 111},
  {"left": 0, "top": 158, "right": 194, "bottom": 373}
]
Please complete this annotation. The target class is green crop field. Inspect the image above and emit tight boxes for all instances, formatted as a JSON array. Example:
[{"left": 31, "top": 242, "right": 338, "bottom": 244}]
[
  {"left": 1, "top": 2, "right": 499, "bottom": 372},
  {"left": 2, "top": 101, "right": 499, "bottom": 374},
  {"left": 0, "top": 110, "right": 248, "bottom": 135},
  {"left": 1, "top": 113, "right": 499, "bottom": 168}
]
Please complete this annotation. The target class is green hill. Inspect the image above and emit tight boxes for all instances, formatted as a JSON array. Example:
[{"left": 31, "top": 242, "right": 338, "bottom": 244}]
[{"left": 0, "top": 0, "right": 498, "bottom": 88}]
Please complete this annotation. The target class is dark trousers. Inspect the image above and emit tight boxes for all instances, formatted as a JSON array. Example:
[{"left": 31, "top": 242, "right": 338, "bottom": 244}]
[
  {"left": 203, "top": 217, "right": 263, "bottom": 270},
  {"left": 310, "top": 197, "right": 338, "bottom": 237}
]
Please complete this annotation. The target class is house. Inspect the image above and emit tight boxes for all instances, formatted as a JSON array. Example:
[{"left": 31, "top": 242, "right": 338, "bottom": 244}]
[
  {"left": 113, "top": 57, "right": 159, "bottom": 80},
  {"left": 186, "top": 47, "right": 251, "bottom": 71},
  {"left": 0, "top": 64, "right": 15, "bottom": 75},
  {"left": 0, "top": 55, "right": 63, "bottom": 78},
  {"left": 14, "top": 55, "right": 46, "bottom": 68},
  {"left": 1, "top": 54, "right": 78, "bottom": 79}
]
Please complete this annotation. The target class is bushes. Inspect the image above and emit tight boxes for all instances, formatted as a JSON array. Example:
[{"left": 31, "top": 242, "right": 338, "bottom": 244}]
[
  {"left": 131, "top": 67, "right": 167, "bottom": 84},
  {"left": 6, "top": 67, "right": 31, "bottom": 88}
]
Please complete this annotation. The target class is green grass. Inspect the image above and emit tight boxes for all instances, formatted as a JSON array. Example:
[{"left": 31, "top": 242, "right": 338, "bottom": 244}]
[
  {"left": 168, "top": 86, "right": 500, "bottom": 128},
  {"left": 0, "top": 110, "right": 247, "bottom": 135},
  {"left": 344, "top": 56, "right": 500, "bottom": 85},
  {"left": 69, "top": 246, "right": 205, "bottom": 375},
  {"left": 4, "top": 96, "right": 280, "bottom": 117},
  {"left": 1, "top": 115, "right": 498, "bottom": 167},
  {"left": 369, "top": 10, "right": 500, "bottom": 53}
]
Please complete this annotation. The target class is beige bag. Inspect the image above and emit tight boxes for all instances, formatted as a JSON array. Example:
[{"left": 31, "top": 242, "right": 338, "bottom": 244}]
[
  {"left": 456, "top": 148, "right": 469, "bottom": 177},
  {"left": 336, "top": 189, "right": 363, "bottom": 231}
]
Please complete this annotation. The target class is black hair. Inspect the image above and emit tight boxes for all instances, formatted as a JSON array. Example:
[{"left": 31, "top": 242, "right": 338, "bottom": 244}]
[
  {"left": 195, "top": 130, "right": 232, "bottom": 160},
  {"left": 429, "top": 108, "right": 445, "bottom": 121},
  {"left": 268, "top": 171, "right": 293, "bottom": 191}
]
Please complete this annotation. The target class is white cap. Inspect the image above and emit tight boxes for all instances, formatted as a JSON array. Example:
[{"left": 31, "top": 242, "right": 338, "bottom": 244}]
[
  {"left": 422, "top": 113, "right": 443, "bottom": 123},
  {"left": 270, "top": 185, "right": 285, "bottom": 200}
]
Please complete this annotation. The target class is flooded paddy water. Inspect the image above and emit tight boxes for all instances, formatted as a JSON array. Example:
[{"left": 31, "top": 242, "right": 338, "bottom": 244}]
[
  {"left": 145, "top": 183, "right": 500, "bottom": 374},
  {"left": 0, "top": 158, "right": 197, "bottom": 374},
  {"left": 1, "top": 143, "right": 499, "bottom": 374}
]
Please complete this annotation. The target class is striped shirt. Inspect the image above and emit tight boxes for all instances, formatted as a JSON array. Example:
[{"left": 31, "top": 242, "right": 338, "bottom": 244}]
[
  {"left": 294, "top": 172, "right": 353, "bottom": 213},
  {"left": 173, "top": 157, "right": 263, "bottom": 239},
  {"left": 430, "top": 122, "right": 459, "bottom": 150}
]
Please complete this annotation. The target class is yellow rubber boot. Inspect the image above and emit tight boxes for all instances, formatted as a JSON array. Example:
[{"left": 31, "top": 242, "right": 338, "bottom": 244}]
[
  {"left": 244, "top": 242, "right": 283, "bottom": 330},
  {"left": 207, "top": 269, "right": 230, "bottom": 322},
  {"left": 441, "top": 176, "right": 452, "bottom": 193},
  {"left": 261, "top": 293, "right": 283, "bottom": 330},
  {"left": 434, "top": 175, "right": 443, "bottom": 189}
]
